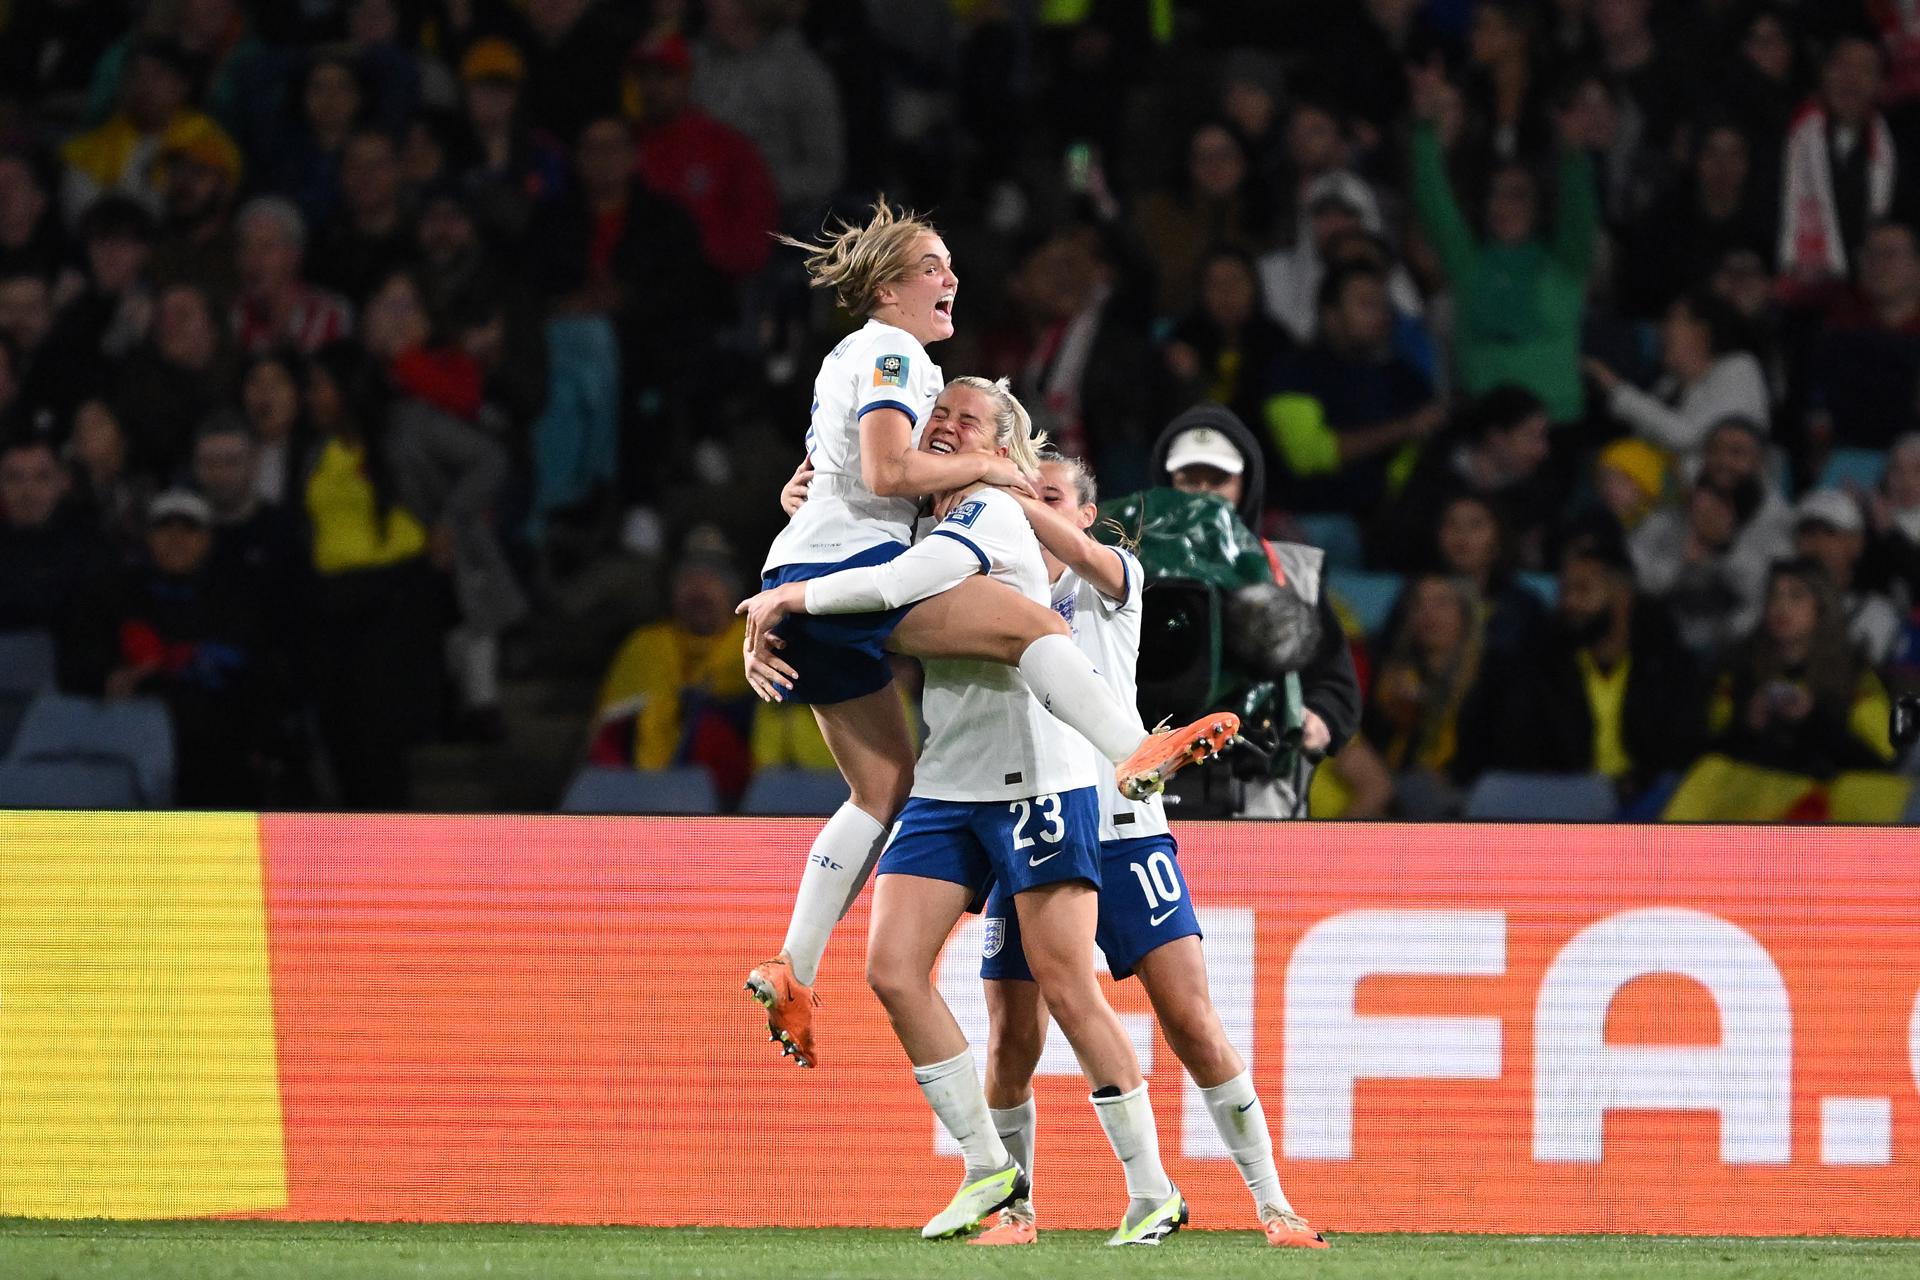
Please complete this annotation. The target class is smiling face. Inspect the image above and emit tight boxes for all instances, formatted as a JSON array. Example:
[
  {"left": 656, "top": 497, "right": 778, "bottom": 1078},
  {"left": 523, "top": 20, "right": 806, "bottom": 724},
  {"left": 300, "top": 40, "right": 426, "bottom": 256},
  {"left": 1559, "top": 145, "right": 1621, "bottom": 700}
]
[
  {"left": 874, "top": 231, "right": 957, "bottom": 347},
  {"left": 1036, "top": 459, "right": 1096, "bottom": 528},
  {"left": 920, "top": 383, "right": 1000, "bottom": 460}
]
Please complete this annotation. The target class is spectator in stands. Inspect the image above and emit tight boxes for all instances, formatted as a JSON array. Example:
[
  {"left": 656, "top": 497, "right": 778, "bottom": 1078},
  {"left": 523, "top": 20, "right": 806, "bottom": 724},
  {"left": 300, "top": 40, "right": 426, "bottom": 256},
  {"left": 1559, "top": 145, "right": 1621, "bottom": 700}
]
[
  {"left": 60, "top": 38, "right": 235, "bottom": 219},
  {"left": 692, "top": 0, "right": 845, "bottom": 218},
  {"left": 1428, "top": 492, "right": 1544, "bottom": 658},
  {"left": 83, "top": 0, "right": 268, "bottom": 130},
  {"left": 628, "top": 32, "right": 779, "bottom": 284},
  {"left": 64, "top": 398, "right": 150, "bottom": 548},
  {"left": 1410, "top": 65, "right": 1598, "bottom": 425},
  {"left": 1260, "top": 181, "right": 1419, "bottom": 348},
  {"left": 1383, "top": 384, "right": 1553, "bottom": 571},
  {"left": 1794, "top": 488, "right": 1900, "bottom": 666},
  {"left": 1806, "top": 219, "right": 1920, "bottom": 452},
  {"left": 0, "top": 436, "right": 116, "bottom": 691},
  {"left": 1864, "top": 433, "right": 1920, "bottom": 607},
  {"left": 1592, "top": 436, "right": 1668, "bottom": 537},
  {"left": 113, "top": 280, "right": 229, "bottom": 478},
  {"left": 452, "top": 37, "right": 568, "bottom": 244},
  {"left": 1779, "top": 34, "right": 1900, "bottom": 287},
  {"left": 309, "top": 128, "right": 414, "bottom": 303},
  {"left": 148, "top": 125, "right": 243, "bottom": 293},
  {"left": 1162, "top": 246, "right": 1290, "bottom": 434},
  {"left": 40, "top": 197, "right": 155, "bottom": 412},
  {"left": 301, "top": 340, "right": 441, "bottom": 808},
  {"left": 520, "top": 0, "right": 640, "bottom": 149},
  {"left": 1495, "top": 531, "right": 1704, "bottom": 807},
  {"left": 1263, "top": 262, "right": 1442, "bottom": 517},
  {"left": 590, "top": 543, "right": 754, "bottom": 807},
  {"left": 1361, "top": 573, "right": 1499, "bottom": 817},
  {"left": 1621, "top": 120, "right": 1777, "bottom": 320},
  {"left": 1012, "top": 224, "right": 1165, "bottom": 494},
  {"left": 192, "top": 414, "right": 305, "bottom": 640},
  {"left": 0, "top": 148, "right": 64, "bottom": 281},
  {"left": 230, "top": 197, "right": 352, "bottom": 355},
  {"left": 0, "top": 268, "right": 61, "bottom": 426},
  {"left": 1633, "top": 438, "right": 1795, "bottom": 659},
  {"left": 107, "top": 488, "right": 275, "bottom": 807},
  {"left": 1133, "top": 119, "right": 1272, "bottom": 318},
  {"left": 1586, "top": 289, "right": 1771, "bottom": 475},
  {"left": 239, "top": 349, "right": 310, "bottom": 507},
  {"left": 257, "top": 51, "right": 366, "bottom": 228},
  {"left": 1708, "top": 558, "right": 1894, "bottom": 776}
]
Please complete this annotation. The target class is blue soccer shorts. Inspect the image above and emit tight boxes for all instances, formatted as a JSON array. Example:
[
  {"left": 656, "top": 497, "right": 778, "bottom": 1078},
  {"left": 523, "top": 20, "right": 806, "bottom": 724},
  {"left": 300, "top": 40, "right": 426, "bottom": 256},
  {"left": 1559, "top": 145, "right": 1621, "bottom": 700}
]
[
  {"left": 876, "top": 787, "right": 1101, "bottom": 904},
  {"left": 980, "top": 833, "right": 1201, "bottom": 982}
]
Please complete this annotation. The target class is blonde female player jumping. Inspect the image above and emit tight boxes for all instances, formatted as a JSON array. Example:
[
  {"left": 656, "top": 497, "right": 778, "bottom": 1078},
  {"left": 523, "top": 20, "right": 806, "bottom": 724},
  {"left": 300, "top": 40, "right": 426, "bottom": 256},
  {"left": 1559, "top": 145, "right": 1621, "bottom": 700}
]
[
  {"left": 968, "top": 451, "right": 1328, "bottom": 1250},
  {"left": 741, "top": 379, "right": 1193, "bottom": 1245},
  {"left": 743, "top": 202, "right": 1235, "bottom": 1069}
]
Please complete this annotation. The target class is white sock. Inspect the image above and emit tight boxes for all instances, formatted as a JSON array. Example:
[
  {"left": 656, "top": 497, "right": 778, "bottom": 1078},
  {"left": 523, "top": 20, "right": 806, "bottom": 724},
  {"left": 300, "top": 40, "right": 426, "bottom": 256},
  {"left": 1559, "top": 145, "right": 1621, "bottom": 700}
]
[
  {"left": 990, "top": 1098, "right": 1036, "bottom": 1203},
  {"left": 915, "top": 1051, "right": 1010, "bottom": 1179},
  {"left": 780, "top": 803, "right": 887, "bottom": 985},
  {"left": 1200, "top": 1071, "right": 1290, "bottom": 1213},
  {"left": 1090, "top": 1083, "right": 1174, "bottom": 1201},
  {"left": 1017, "top": 634, "right": 1148, "bottom": 763}
]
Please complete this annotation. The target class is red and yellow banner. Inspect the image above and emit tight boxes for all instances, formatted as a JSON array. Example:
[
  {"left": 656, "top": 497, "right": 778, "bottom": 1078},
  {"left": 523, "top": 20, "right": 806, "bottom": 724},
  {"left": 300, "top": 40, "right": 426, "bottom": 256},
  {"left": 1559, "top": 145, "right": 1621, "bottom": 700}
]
[{"left": 3, "top": 815, "right": 1917, "bottom": 1235}]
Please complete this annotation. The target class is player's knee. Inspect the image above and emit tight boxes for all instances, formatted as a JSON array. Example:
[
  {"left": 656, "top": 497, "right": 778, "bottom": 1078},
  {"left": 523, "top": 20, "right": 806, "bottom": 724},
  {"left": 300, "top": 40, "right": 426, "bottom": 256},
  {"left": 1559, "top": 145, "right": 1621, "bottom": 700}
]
[
  {"left": 864, "top": 951, "right": 919, "bottom": 1010},
  {"left": 1160, "top": 1004, "right": 1230, "bottom": 1073},
  {"left": 846, "top": 762, "right": 912, "bottom": 820}
]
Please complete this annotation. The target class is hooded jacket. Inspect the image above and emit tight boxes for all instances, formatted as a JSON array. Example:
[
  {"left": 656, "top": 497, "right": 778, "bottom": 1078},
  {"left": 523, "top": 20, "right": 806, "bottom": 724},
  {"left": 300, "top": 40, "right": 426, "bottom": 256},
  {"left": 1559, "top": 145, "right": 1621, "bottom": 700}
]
[{"left": 1147, "top": 402, "right": 1361, "bottom": 760}]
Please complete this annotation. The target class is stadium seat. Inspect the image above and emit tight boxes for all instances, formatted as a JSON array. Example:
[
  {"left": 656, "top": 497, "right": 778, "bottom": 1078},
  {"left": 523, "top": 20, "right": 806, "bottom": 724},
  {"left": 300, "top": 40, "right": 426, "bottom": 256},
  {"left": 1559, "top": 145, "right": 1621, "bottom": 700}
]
[
  {"left": 560, "top": 765, "right": 719, "bottom": 814},
  {"left": 1463, "top": 771, "right": 1618, "bottom": 821},
  {"left": 1516, "top": 571, "right": 1558, "bottom": 610},
  {"left": 1326, "top": 569, "right": 1405, "bottom": 638},
  {"left": 5, "top": 694, "right": 174, "bottom": 807},
  {"left": 740, "top": 769, "right": 851, "bottom": 815},
  {"left": 0, "top": 759, "right": 141, "bottom": 809},
  {"left": 1294, "top": 513, "right": 1365, "bottom": 570},
  {"left": 1818, "top": 448, "right": 1886, "bottom": 493},
  {"left": 0, "top": 630, "right": 56, "bottom": 694}
]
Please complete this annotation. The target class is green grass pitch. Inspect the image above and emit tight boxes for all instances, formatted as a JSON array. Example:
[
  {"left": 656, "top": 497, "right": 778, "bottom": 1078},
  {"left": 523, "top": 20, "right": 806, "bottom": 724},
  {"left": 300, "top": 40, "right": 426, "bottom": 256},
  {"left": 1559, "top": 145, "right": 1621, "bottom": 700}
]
[{"left": 5, "top": 1221, "right": 1920, "bottom": 1280}]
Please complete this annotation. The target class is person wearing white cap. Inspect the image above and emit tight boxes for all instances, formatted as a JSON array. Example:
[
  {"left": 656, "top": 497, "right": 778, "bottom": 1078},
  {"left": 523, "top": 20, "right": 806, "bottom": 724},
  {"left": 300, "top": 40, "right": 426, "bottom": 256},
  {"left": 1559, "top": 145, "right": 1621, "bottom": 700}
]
[{"left": 1794, "top": 488, "right": 1900, "bottom": 666}]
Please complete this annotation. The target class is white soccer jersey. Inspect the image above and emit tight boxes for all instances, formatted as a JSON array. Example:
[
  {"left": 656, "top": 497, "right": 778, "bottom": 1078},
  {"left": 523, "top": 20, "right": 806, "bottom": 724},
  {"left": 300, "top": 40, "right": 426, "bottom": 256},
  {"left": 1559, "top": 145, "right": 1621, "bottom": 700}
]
[
  {"left": 762, "top": 319, "right": 944, "bottom": 572},
  {"left": 912, "top": 489, "right": 1099, "bottom": 804},
  {"left": 1051, "top": 546, "right": 1170, "bottom": 842}
]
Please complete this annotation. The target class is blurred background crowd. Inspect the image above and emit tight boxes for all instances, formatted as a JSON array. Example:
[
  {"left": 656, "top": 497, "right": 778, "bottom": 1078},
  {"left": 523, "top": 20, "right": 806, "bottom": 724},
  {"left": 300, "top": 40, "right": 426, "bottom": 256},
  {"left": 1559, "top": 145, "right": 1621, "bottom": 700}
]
[{"left": 3, "top": 0, "right": 1920, "bottom": 821}]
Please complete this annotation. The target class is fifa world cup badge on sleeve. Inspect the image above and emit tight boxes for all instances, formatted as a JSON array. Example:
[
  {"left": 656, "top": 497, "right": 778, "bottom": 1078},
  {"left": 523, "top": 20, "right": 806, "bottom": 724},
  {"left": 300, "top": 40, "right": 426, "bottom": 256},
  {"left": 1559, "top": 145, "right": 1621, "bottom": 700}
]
[{"left": 874, "top": 354, "right": 908, "bottom": 387}]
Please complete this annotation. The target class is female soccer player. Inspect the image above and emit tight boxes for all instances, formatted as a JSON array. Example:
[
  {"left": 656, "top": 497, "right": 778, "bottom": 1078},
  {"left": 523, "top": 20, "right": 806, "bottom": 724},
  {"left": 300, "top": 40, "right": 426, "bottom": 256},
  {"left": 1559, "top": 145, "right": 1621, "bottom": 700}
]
[
  {"left": 743, "top": 379, "right": 1198, "bottom": 1245},
  {"left": 744, "top": 202, "right": 1233, "bottom": 1069},
  {"left": 967, "top": 452, "right": 1328, "bottom": 1250}
]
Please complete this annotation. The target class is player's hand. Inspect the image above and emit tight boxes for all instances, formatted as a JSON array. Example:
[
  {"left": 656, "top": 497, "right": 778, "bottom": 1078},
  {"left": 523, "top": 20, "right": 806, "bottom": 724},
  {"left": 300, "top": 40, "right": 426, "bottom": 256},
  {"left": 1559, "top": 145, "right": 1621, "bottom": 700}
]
[
  {"left": 781, "top": 460, "right": 815, "bottom": 516},
  {"left": 744, "top": 630, "right": 798, "bottom": 703},
  {"left": 737, "top": 582, "right": 804, "bottom": 658},
  {"left": 980, "top": 455, "right": 1039, "bottom": 501}
]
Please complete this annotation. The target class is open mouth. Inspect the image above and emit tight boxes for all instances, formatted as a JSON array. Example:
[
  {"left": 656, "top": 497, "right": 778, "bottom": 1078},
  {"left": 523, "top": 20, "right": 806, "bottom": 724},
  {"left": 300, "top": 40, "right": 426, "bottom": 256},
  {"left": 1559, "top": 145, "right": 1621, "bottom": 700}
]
[
  {"left": 934, "top": 296, "right": 954, "bottom": 318},
  {"left": 928, "top": 439, "right": 955, "bottom": 454}
]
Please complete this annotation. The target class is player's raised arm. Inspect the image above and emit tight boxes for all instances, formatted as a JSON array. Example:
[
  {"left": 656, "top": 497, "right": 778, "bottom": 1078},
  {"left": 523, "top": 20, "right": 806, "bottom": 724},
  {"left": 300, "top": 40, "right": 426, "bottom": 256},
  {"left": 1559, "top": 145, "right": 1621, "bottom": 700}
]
[
  {"left": 860, "top": 407, "right": 1035, "bottom": 499},
  {"left": 1014, "top": 485, "right": 1127, "bottom": 601}
]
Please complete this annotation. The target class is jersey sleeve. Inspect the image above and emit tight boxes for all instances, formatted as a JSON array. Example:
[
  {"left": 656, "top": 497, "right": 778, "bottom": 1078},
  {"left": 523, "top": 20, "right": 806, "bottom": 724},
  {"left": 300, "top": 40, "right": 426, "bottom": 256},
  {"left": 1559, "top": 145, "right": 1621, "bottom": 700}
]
[
  {"left": 802, "top": 529, "right": 980, "bottom": 614},
  {"left": 854, "top": 335, "right": 929, "bottom": 427},
  {"left": 931, "top": 488, "right": 1031, "bottom": 575},
  {"left": 1091, "top": 546, "right": 1142, "bottom": 617}
]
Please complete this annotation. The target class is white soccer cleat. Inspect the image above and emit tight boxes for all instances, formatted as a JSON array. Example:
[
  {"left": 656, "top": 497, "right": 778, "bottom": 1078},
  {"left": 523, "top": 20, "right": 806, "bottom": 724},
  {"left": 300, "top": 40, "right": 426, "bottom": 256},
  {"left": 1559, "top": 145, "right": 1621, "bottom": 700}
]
[
  {"left": 921, "top": 1162, "right": 1028, "bottom": 1240},
  {"left": 1107, "top": 1188, "right": 1188, "bottom": 1246}
]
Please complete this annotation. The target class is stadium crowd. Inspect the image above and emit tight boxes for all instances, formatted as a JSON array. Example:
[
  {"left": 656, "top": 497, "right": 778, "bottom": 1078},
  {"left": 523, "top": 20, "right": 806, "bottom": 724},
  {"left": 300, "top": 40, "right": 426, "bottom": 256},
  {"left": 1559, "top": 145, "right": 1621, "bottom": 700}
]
[{"left": 2, "top": 0, "right": 1920, "bottom": 819}]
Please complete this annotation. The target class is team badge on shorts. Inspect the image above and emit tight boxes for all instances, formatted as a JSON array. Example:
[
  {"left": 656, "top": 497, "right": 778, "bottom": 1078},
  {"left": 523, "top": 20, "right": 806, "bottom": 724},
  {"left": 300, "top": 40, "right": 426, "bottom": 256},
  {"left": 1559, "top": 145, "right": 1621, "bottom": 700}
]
[
  {"left": 874, "top": 354, "right": 908, "bottom": 387},
  {"left": 982, "top": 917, "right": 1006, "bottom": 959}
]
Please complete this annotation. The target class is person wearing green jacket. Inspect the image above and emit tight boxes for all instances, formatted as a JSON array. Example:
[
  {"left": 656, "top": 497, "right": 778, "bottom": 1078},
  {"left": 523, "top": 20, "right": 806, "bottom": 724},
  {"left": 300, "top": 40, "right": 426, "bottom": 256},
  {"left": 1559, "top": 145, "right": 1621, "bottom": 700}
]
[{"left": 1409, "top": 92, "right": 1599, "bottom": 425}]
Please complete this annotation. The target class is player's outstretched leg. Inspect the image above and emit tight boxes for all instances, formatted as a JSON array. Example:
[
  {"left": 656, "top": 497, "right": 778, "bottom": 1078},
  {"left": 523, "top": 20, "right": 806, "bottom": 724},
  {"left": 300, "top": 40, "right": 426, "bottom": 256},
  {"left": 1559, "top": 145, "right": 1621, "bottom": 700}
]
[{"left": 1116, "top": 712, "right": 1241, "bottom": 801}]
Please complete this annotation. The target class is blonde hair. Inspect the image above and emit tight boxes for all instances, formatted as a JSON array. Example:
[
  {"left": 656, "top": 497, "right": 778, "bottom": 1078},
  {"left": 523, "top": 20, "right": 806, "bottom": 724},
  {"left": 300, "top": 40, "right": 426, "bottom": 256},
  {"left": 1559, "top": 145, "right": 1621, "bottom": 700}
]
[
  {"left": 1036, "top": 447, "right": 1097, "bottom": 506},
  {"left": 945, "top": 376, "right": 1047, "bottom": 475},
  {"left": 777, "top": 197, "right": 941, "bottom": 315}
]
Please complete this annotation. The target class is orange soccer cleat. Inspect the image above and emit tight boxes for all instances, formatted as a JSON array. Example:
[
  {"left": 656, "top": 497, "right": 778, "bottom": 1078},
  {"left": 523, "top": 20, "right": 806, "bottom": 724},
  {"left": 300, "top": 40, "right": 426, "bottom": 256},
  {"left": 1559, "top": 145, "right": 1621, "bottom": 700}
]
[
  {"left": 1262, "top": 1206, "right": 1330, "bottom": 1249},
  {"left": 968, "top": 1204, "right": 1037, "bottom": 1246},
  {"left": 744, "top": 953, "right": 820, "bottom": 1068},
  {"left": 1116, "top": 713, "right": 1241, "bottom": 801}
]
